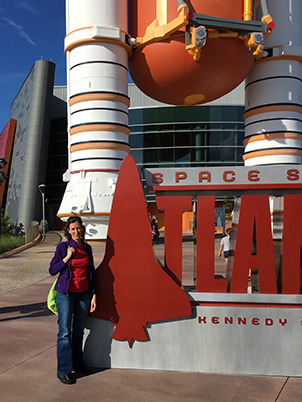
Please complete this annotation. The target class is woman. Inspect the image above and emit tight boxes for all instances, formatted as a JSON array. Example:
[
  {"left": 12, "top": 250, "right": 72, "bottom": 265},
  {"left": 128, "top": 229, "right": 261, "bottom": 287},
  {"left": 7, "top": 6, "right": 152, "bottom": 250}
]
[
  {"left": 49, "top": 216, "right": 97, "bottom": 385},
  {"left": 218, "top": 228, "right": 231, "bottom": 266},
  {"left": 151, "top": 214, "right": 159, "bottom": 244}
]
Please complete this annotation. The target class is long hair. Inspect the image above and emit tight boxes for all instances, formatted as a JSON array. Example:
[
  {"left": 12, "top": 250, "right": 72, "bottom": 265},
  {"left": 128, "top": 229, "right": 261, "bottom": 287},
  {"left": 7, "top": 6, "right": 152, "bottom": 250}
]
[{"left": 63, "top": 216, "right": 86, "bottom": 241}]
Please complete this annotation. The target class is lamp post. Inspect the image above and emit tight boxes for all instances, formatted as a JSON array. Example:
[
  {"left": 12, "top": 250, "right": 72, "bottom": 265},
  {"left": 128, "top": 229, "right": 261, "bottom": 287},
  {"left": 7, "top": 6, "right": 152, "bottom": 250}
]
[{"left": 38, "top": 184, "right": 46, "bottom": 238}]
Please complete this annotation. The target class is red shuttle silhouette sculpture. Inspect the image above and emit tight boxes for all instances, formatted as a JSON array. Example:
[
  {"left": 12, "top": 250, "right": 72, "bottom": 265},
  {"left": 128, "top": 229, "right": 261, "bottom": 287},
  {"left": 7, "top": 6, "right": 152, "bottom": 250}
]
[{"left": 90, "top": 155, "right": 192, "bottom": 346}]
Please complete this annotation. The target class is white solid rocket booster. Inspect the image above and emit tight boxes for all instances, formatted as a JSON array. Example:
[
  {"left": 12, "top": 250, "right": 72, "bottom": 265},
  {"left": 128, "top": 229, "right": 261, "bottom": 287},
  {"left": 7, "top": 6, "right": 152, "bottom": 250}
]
[
  {"left": 243, "top": 0, "right": 302, "bottom": 166},
  {"left": 57, "top": 0, "right": 130, "bottom": 239}
]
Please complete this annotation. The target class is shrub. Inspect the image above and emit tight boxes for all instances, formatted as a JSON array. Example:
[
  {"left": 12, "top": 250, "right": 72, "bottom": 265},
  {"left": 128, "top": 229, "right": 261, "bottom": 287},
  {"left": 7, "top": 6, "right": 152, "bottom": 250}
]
[
  {"left": 0, "top": 209, "right": 15, "bottom": 236},
  {"left": 0, "top": 210, "right": 26, "bottom": 253},
  {"left": 0, "top": 236, "right": 25, "bottom": 254}
]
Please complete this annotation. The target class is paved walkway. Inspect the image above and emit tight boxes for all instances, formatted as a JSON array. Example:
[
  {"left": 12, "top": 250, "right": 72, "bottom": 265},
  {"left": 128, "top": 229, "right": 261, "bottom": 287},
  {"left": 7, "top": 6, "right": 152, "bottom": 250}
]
[{"left": 0, "top": 231, "right": 302, "bottom": 401}]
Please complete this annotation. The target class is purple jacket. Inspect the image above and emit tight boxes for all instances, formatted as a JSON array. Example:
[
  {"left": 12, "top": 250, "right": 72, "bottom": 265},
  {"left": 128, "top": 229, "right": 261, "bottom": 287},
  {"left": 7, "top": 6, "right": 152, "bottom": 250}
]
[{"left": 49, "top": 238, "right": 96, "bottom": 295}]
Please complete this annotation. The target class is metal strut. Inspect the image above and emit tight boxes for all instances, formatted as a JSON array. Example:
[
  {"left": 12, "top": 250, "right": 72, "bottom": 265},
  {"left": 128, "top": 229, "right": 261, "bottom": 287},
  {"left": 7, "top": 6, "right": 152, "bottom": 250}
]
[
  {"left": 185, "top": 0, "right": 275, "bottom": 60},
  {"left": 131, "top": 1, "right": 274, "bottom": 61}
]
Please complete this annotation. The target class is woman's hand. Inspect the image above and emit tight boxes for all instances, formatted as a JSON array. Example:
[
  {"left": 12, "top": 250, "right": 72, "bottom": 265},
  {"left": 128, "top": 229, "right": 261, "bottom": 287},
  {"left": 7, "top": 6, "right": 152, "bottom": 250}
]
[
  {"left": 90, "top": 294, "right": 97, "bottom": 313},
  {"left": 218, "top": 244, "right": 223, "bottom": 258},
  {"left": 63, "top": 246, "right": 75, "bottom": 264}
]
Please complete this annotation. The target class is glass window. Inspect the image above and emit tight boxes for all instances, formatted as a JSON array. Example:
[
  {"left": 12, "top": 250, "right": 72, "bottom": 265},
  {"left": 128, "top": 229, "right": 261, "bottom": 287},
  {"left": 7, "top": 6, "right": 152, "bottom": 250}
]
[
  {"left": 49, "top": 132, "right": 68, "bottom": 142},
  {"left": 237, "top": 132, "right": 245, "bottom": 145},
  {"left": 143, "top": 124, "right": 158, "bottom": 132},
  {"left": 47, "top": 155, "right": 68, "bottom": 170},
  {"left": 208, "top": 131, "right": 221, "bottom": 145},
  {"left": 143, "top": 108, "right": 159, "bottom": 124},
  {"left": 175, "top": 148, "right": 190, "bottom": 163},
  {"left": 175, "top": 132, "right": 190, "bottom": 147},
  {"left": 209, "top": 147, "right": 221, "bottom": 161},
  {"left": 159, "top": 148, "right": 173, "bottom": 162},
  {"left": 130, "top": 125, "right": 143, "bottom": 133},
  {"left": 129, "top": 108, "right": 143, "bottom": 125},
  {"left": 210, "top": 106, "right": 222, "bottom": 121},
  {"left": 159, "top": 123, "right": 174, "bottom": 131},
  {"left": 46, "top": 170, "right": 66, "bottom": 185},
  {"left": 144, "top": 149, "right": 158, "bottom": 163},
  {"left": 50, "top": 118, "right": 67, "bottom": 133},
  {"left": 128, "top": 104, "right": 245, "bottom": 168},
  {"left": 209, "top": 123, "right": 222, "bottom": 130},
  {"left": 48, "top": 140, "right": 67, "bottom": 155},
  {"left": 238, "top": 106, "right": 245, "bottom": 120},
  {"left": 45, "top": 183, "right": 66, "bottom": 203},
  {"left": 174, "top": 106, "right": 191, "bottom": 122},
  {"left": 192, "top": 123, "right": 207, "bottom": 130},
  {"left": 129, "top": 134, "right": 143, "bottom": 148},
  {"left": 221, "top": 131, "right": 235, "bottom": 145},
  {"left": 236, "top": 148, "right": 244, "bottom": 162},
  {"left": 191, "top": 105, "right": 209, "bottom": 122},
  {"left": 222, "top": 147, "right": 235, "bottom": 162},
  {"left": 223, "top": 106, "right": 238, "bottom": 121},
  {"left": 144, "top": 133, "right": 159, "bottom": 148},
  {"left": 175, "top": 123, "right": 191, "bottom": 131},
  {"left": 159, "top": 133, "right": 173, "bottom": 147},
  {"left": 159, "top": 107, "right": 175, "bottom": 123}
]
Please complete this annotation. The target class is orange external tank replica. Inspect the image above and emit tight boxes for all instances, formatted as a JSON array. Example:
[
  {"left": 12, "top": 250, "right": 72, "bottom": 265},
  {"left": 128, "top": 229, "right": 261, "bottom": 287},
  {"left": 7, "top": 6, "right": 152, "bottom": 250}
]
[{"left": 128, "top": 0, "right": 256, "bottom": 106}]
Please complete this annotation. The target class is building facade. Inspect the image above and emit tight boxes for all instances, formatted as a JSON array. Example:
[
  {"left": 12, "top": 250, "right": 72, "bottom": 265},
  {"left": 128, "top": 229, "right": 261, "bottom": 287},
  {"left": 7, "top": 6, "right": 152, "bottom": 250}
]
[
  {"left": 5, "top": 60, "right": 55, "bottom": 229},
  {"left": 129, "top": 83, "right": 245, "bottom": 170}
]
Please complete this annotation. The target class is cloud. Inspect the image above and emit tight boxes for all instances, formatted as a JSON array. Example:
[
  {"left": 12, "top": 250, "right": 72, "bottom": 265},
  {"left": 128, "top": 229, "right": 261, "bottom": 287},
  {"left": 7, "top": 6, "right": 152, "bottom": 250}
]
[
  {"left": 14, "top": 1, "right": 39, "bottom": 16},
  {"left": 1, "top": 17, "right": 36, "bottom": 45}
]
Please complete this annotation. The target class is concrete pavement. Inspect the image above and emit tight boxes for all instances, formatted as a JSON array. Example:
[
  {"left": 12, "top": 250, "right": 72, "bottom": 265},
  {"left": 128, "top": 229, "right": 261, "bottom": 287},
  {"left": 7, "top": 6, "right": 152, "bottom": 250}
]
[{"left": 0, "top": 231, "right": 302, "bottom": 401}]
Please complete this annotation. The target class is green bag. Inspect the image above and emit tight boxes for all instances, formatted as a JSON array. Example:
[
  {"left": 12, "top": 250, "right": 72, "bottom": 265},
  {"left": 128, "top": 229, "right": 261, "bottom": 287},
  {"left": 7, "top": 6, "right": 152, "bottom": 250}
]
[{"left": 47, "top": 278, "right": 58, "bottom": 315}]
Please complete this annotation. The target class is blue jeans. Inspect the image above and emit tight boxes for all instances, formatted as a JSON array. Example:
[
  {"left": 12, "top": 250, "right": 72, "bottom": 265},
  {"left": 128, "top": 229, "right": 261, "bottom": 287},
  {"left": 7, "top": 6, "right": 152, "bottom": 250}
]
[{"left": 56, "top": 290, "right": 91, "bottom": 376}]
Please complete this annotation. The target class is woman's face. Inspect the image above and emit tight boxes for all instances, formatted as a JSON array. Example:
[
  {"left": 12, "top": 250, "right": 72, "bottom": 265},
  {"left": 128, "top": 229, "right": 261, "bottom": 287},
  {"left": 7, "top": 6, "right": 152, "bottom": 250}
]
[{"left": 67, "top": 221, "right": 84, "bottom": 242}]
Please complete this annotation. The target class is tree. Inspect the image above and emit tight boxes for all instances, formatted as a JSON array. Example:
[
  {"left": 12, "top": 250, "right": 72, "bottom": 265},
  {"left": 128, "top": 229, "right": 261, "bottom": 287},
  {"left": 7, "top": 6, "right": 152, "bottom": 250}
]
[{"left": 224, "top": 198, "right": 234, "bottom": 221}]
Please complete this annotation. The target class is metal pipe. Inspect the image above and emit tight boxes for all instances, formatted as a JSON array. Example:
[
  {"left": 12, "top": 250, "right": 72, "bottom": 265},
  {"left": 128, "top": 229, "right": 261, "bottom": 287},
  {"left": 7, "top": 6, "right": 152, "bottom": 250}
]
[
  {"left": 259, "top": 0, "right": 269, "bottom": 18},
  {"left": 175, "top": 0, "right": 187, "bottom": 8},
  {"left": 243, "top": 0, "right": 253, "bottom": 21}
]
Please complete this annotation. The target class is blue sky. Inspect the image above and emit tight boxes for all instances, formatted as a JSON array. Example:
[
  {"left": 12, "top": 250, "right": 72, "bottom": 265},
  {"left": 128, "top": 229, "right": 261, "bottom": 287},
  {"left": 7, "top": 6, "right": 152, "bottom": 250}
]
[{"left": 0, "top": 1, "right": 67, "bottom": 131}]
